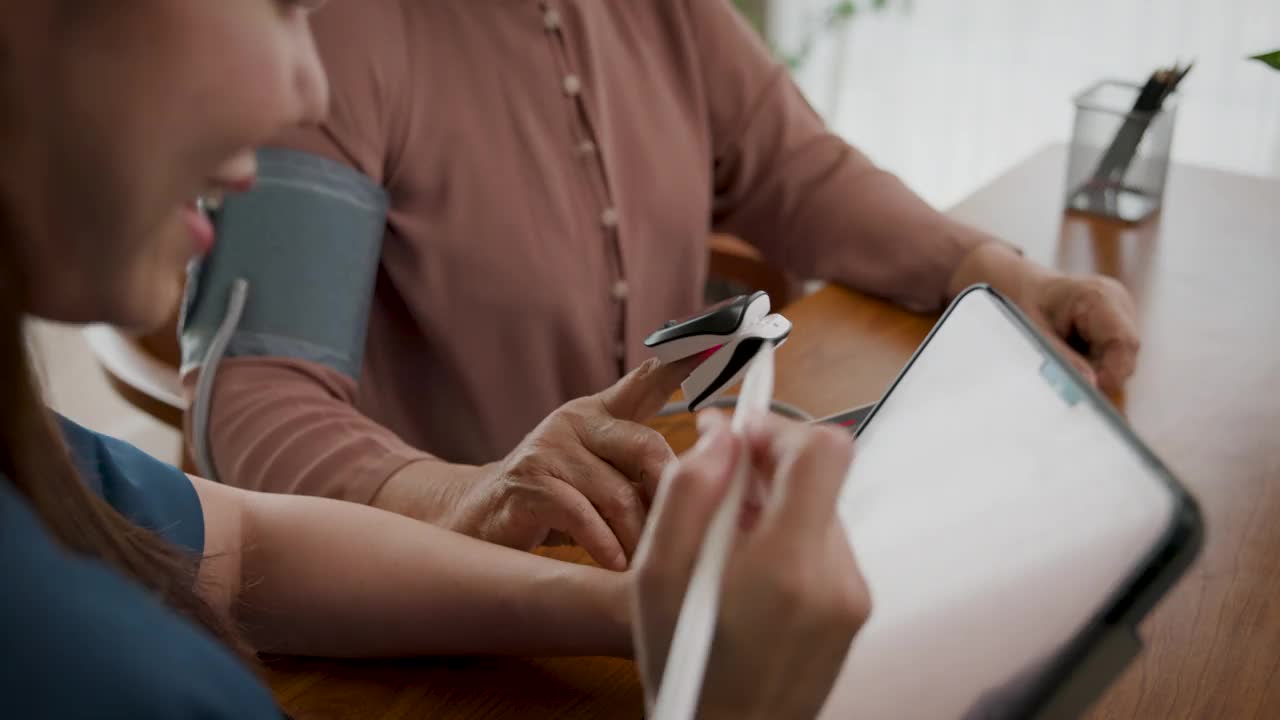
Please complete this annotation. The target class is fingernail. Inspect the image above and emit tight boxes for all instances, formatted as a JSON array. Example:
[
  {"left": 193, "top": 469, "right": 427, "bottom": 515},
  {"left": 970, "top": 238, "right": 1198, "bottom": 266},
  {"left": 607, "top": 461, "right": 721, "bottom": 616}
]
[
  {"left": 696, "top": 410, "right": 726, "bottom": 435},
  {"left": 690, "top": 423, "right": 732, "bottom": 460},
  {"left": 691, "top": 421, "right": 722, "bottom": 452},
  {"left": 738, "top": 415, "right": 774, "bottom": 451}
]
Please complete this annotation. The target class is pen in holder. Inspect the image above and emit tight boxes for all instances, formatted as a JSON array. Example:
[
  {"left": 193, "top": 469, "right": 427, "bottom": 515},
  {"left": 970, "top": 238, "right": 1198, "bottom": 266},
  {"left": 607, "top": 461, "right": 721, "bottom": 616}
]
[{"left": 1066, "top": 65, "right": 1190, "bottom": 223}]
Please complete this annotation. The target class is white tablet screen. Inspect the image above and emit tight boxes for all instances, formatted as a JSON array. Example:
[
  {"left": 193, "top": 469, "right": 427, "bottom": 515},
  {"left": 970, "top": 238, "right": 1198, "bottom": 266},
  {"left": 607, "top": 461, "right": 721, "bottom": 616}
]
[{"left": 820, "top": 289, "right": 1178, "bottom": 719}]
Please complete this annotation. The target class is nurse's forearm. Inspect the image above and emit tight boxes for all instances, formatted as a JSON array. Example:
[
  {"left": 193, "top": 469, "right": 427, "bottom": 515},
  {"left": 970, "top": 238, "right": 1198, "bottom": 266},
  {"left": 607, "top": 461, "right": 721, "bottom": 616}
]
[{"left": 233, "top": 490, "right": 632, "bottom": 658}]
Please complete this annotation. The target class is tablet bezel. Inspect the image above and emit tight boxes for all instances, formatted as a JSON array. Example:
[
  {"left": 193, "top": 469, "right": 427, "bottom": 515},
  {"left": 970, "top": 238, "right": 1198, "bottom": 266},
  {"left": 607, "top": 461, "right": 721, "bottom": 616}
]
[{"left": 850, "top": 284, "right": 1202, "bottom": 719}]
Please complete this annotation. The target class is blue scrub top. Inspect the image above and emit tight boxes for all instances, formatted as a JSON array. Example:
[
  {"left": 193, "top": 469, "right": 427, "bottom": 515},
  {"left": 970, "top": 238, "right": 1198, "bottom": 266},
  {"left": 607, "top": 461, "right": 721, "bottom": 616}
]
[{"left": 0, "top": 416, "right": 282, "bottom": 719}]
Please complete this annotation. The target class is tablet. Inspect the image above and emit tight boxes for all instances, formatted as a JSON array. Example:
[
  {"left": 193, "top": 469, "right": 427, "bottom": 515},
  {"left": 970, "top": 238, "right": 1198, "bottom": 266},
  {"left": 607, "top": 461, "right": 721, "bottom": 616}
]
[{"left": 819, "top": 285, "right": 1201, "bottom": 719}]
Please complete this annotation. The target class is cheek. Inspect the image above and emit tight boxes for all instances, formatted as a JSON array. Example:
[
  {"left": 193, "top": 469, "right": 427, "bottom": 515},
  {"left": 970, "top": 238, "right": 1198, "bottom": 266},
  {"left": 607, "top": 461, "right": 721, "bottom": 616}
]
[{"left": 198, "top": 42, "right": 303, "bottom": 158}]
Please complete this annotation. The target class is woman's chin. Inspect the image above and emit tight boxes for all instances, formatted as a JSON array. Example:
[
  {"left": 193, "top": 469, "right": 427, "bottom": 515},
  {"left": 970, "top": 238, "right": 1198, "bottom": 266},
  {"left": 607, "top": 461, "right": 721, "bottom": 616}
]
[
  {"left": 106, "top": 222, "right": 195, "bottom": 332},
  {"left": 101, "top": 274, "right": 184, "bottom": 334}
]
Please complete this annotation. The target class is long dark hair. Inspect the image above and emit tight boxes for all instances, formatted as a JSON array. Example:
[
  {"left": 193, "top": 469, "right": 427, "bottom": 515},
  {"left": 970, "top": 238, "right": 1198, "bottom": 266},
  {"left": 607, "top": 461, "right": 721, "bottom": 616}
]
[
  {"left": 0, "top": 218, "right": 251, "bottom": 659},
  {"left": 0, "top": 13, "right": 251, "bottom": 662}
]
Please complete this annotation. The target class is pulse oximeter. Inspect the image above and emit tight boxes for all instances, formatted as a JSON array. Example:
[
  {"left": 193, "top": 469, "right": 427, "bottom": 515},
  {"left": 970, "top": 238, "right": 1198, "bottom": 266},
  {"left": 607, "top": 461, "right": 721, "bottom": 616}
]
[{"left": 643, "top": 291, "right": 792, "bottom": 411}]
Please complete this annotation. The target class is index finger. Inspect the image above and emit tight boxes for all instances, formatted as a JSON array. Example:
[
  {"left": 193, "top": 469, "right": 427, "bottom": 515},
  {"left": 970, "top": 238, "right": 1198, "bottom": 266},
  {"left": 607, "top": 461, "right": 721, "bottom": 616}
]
[
  {"left": 749, "top": 421, "right": 855, "bottom": 544},
  {"left": 596, "top": 356, "right": 701, "bottom": 421},
  {"left": 633, "top": 426, "right": 738, "bottom": 585}
]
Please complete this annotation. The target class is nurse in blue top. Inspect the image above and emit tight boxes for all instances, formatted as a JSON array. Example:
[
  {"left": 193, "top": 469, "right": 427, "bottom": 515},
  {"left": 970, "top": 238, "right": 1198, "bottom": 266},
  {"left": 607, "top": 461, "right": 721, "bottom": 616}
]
[{"left": 0, "top": 2, "right": 870, "bottom": 718}]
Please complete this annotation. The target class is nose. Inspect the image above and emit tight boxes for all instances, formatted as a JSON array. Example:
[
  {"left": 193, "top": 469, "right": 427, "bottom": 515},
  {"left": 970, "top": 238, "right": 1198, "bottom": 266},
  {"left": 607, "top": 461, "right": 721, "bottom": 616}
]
[{"left": 293, "top": 19, "right": 330, "bottom": 126}]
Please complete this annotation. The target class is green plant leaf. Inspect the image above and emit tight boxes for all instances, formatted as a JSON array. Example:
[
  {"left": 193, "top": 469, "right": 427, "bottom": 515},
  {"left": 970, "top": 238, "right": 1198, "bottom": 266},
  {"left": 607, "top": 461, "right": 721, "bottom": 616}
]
[
  {"left": 1250, "top": 50, "right": 1280, "bottom": 70},
  {"left": 734, "top": 0, "right": 898, "bottom": 72},
  {"left": 833, "top": 1, "right": 857, "bottom": 19},
  {"left": 731, "top": 0, "right": 768, "bottom": 37}
]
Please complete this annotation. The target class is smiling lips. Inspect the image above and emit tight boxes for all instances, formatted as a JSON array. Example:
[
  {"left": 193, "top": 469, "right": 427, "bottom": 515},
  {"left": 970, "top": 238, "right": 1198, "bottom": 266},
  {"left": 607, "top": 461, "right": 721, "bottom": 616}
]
[
  {"left": 182, "top": 200, "right": 215, "bottom": 254},
  {"left": 181, "top": 174, "right": 256, "bottom": 255}
]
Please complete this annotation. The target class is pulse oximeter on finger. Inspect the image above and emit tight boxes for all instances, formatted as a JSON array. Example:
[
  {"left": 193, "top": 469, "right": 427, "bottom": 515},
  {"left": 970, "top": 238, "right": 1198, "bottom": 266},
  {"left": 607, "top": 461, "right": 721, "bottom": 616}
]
[{"left": 643, "top": 291, "right": 792, "bottom": 411}]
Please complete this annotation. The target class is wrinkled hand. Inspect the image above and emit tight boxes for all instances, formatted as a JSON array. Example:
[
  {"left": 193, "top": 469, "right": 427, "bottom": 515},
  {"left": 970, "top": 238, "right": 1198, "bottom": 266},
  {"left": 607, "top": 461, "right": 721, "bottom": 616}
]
[
  {"left": 440, "top": 357, "right": 699, "bottom": 571},
  {"left": 1018, "top": 272, "right": 1140, "bottom": 393},
  {"left": 632, "top": 412, "right": 870, "bottom": 720},
  {"left": 950, "top": 241, "right": 1141, "bottom": 394}
]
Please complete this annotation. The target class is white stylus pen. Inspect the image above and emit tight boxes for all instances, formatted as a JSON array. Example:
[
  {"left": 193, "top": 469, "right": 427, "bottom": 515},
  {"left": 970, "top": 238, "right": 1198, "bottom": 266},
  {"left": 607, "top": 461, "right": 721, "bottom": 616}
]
[{"left": 651, "top": 343, "right": 776, "bottom": 720}]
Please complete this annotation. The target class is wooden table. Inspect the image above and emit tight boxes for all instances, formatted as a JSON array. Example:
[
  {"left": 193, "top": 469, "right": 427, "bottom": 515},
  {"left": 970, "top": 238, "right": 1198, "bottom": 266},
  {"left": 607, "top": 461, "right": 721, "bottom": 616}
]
[{"left": 266, "top": 145, "right": 1280, "bottom": 718}]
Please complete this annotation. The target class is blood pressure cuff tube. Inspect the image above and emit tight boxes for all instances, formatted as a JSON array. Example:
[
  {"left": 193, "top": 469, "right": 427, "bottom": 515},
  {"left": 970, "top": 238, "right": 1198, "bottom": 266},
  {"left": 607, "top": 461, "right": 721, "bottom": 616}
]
[{"left": 180, "top": 147, "right": 388, "bottom": 482}]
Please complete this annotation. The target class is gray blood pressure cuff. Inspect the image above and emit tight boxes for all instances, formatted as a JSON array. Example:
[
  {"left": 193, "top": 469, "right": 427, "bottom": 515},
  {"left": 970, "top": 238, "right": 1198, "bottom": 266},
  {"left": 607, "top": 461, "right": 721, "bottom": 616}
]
[{"left": 180, "top": 147, "right": 388, "bottom": 480}]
